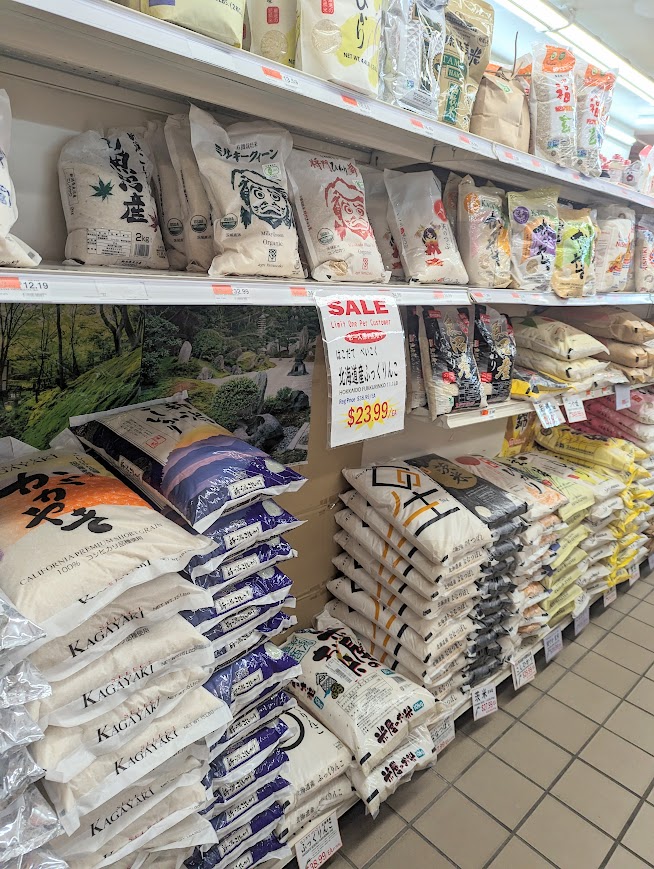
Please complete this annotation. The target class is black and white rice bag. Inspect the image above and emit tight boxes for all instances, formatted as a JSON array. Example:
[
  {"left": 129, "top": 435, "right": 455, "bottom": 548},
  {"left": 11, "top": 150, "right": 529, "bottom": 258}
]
[
  {"left": 418, "top": 305, "right": 484, "bottom": 418},
  {"left": 70, "top": 397, "right": 306, "bottom": 532},
  {"left": 0, "top": 787, "right": 62, "bottom": 863},
  {"left": 406, "top": 306, "right": 427, "bottom": 410},
  {"left": 0, "top": 660, "right": 50, "bottom": 709},
  {"left": 282, "top": 627, "right": 434, "bottom": 775},
  {"left": 0, "top": 746, "right": 44, "bottom": 811},
  {"left": 473, "top": 304, "right": 516, "bottom": 403}
]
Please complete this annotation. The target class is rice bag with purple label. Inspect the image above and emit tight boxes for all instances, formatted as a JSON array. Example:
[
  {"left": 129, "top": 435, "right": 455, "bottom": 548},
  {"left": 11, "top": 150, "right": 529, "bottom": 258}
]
[
  {"left": 70, "top": 397, "right": 306, "bottom": 532},
  {"left": 213, "top": 691, "right": 296, "bottom": 754},
  {"left": 205, "top": 775, "right": 291, "bottom": 836},
  {"left": 208, "top": 718, "right": 289, "bottom": 778},
  {"left": 188, "top": 501, "right": 302, "bottom": 578},
  {"left": 190, "top": 536, "right": 297, "bottom": 588},
  {"left": 204, "top": 643, "right": 302, "bottom": 716},
  {"left": 0, "top": 660, "right": 50, "bottom": 709},
  {"left": 220, "top": 833, "right": 289, "bottom": 869},
  {"left": 205, "top": 749, "right": 289, "bottom": 812},
  {"left": 196, "top": 805, "right": 285, "bottom": 868},
  {"left": 0, "top": 745, "right": 44, "bottom": 810},
  {"left": 184, "top": 568, "right": 293, "bottom": 634},
  {"left": 207, "top": 598, "right": 294, "bottom": 657},
  {"left": 211, "top": 610, "right": 298, "bottom": 669}
]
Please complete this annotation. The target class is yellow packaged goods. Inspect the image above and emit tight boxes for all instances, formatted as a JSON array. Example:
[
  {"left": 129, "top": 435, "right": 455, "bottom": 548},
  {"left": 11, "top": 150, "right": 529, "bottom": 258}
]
[
  {"left": 128, "top": 0, "right": 246, "bottom": 47},
  {"left": 512, "top": 315, "right": 607, "bottom": 361},
  {"left": 248, "top": 0, "right": 297, "bottom": 66},
  {"left": 498, "top": 456, "right": 594, "bottom": 523},
  {"left": 0, "top": 443, "right": 212, "bottom": 639},
  {"left": 552, "top": 207, "right": 596, "bottom": 298},
  {"left": 297, "top": 0, "right": 383, "bottom": 97},
  {"left": 500, "top": 412, "right": 538, "bottom": 457},
  {"left": 530, "top": 44, "right": 577, "bottom": 167},
  {"left": 510, "top": 366, "right": 571, "bottom": 400},
  {"left": 456, "top": 176, "right": 510, "bottom": 288},
  {"left": 508, "top": 187, "right": 559, "bottom": 291},
  {"left": 438, "top": 0, "right": 494, "bottom": 131},
  {"left": 515, "top": 347, "right": 608, "bottom": 382},
  {"left": 575, "top": 64, "right": 616, "bottom": 177},
  {"left": 554, "top": 306, "right": 654, "bottom": 345},
  {"left": 535, "top": 425, "right": 647, "bottom": 474},
  {"left": 469, "top": 64, "right": 530, "bottom": 151}
]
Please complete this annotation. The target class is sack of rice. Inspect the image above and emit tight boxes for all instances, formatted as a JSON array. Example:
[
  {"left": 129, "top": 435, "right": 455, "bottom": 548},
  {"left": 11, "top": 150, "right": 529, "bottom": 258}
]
[
  {"left": 554, "top": 306, "right": 654, "bottom": 345},
  {"left": 296, "top": 0, "right": 383, "bottom": 97},
  {"left": 512, "top": 315, "right": 607, "bottom": 361},
  {"left": 575, "top": 64, "right": 616, "bottom": 177},
  {"left": 406, "top": 306, "right": 427, "bottom": 408},
  {"left": 473, "top": 304, "right": 516, "bottom": 403},
  {"left": 0, "top": 89, "right": 41, "bottom": 268},
  {"left": 247, "top": 0, "right": 297, "bottom": 66},
  {"left": 133, "top": 0, "right": 246, "bottom": 47},
  {"left": 635, "top": 215, "right": 654, "bottom": 293},
  {"left": 189, "top": 107, "right": 303, "bottom": 278},
  {"left": 443, "top": 172, "right": 462, "bottom": 234},
  {"left": 143, "top": 120, "right": 187, "bottom": 270},
  {"left": 58, "top": 129, "right": 168, "bottom": 268},
  {"left": 287, "top": 150, "right": 387, "bottom": 282},
  {"left": 457, "top": 176, "right": 510, "bottom": 288},
  {"left": 507, "top": 187, "right": 559, "bottom": 291},
  {"left": 384, "top": 170, "right": 468, "bottom": 283},
  {"left": 552, "top": 206, "right": 596, "bottom": 298},
  {"left": 530, "top": 44, "right": 577, "bottom": 167},
  {"left": 470, "top": 64, "right": 530, "bottom": 151},
  {"left": 594, "top": 205, "right": 635, "bottom": 293},
  {"left": 360, "top": 165, "right": 404, "bottom": 279}
]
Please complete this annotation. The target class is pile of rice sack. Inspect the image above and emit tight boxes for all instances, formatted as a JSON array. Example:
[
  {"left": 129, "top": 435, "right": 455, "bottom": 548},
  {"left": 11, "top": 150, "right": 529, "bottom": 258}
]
[{"left": 0, "top": 396, "right": 307, "bottom": 869}]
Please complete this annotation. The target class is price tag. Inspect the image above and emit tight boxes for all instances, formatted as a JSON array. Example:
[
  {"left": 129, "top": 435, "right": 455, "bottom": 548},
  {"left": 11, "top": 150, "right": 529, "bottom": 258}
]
[
  {"left": 615, "top": 384, "right": 632, "bottom": 410},
  {"left": 544, "top": 627, "right": 563, "bottom": 663},
  {"left": 458, "top": 133, "right": 484, "bottom": 154},
  {"left": 472, "top": 683, "right": 497, "bottom": 721},
  {"left": 290, "top": 285, "right": 314, "bottom": 299},
  {"left": 429, "top": 715, "right": 455, "bottom": 754},
  {"left": 469, "top": 291, "right": 488, "bottom": 302},
  {"left": 97, "top": 281, "right": 147, "bottom": 301},
  {"left": 261, "top": 66, "right": 301, "bottom": 91},
  {"left": 315, "top": 291, "right": 406, "bottom": 447},
  {"left": 479, "top": 407, "right": 496, "bottom": 419},
  {"left": 604, "top": 586, "right": 617, "bottom": 606},
  {"left": 512, "top": 651, "right": 537, "bottom": 690},
  {"left": 534, "top": 400, "right": 565, "bottom": 429},
  {"left": 574, "top": 606, "right": 590, "bottom": 635},
  {"left": 563, "top": 394, "right": 587, "bottom": 423},
  {"left": 211, "top": 284, "right": 250, "bottom": 299},
  {"left": 296, "top": 813, "right": 342, "bottom": 869},
  {"left": 341, "top": 94, "right": 372, "bottom": 115},
  {"left": 433, "top": 290, "right": 461, "bottom": 303},
  {"left": 630, "top": 563, "right": 641, "bottom": 585},
  {"left": 0, "top": 275, "right": 52, "bottom": 300}
]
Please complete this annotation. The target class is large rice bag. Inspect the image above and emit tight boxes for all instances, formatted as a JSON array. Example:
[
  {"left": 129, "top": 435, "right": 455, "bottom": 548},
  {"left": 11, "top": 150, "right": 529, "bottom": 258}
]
[
  {"left": 594, "top": 206, "right": 635, "bottom": 293},
  {"left": 287, "top": 150, "right": 387, "bottom": 282},
  {"left": 473, "top": 304, "right": 516, "bottom": 403},
  {"left": 360, "top": 165, "right": 404, "bottom": 279},
  {"left": 594, "top": 339, "right": 649, "bottom": 369},
  {"left": 190, "top": 108, "right": 303, "bottom": 279},
  {"left": 552, "top": 206, "right": 596, "bottom": 298},
  {"left": 575, "top": 64, "right": 616, "bottom": 177},
  {"left": 515, "top": 347, "right": 607, "bottom": 382},
  {"left": 530, "top": 44, "right": 577, "bottom": 167},
  {"left": 385, "top": 170, "right": 468, "bottom": 284},
  {"left": 296, "top": 0, "right": 383, "bottom": 97},
  {"left": 625, "top": 391, "right": 654, "bottom": 424},
  {"left": 132, "top": 0, "right": 246, "bottom": 47},
  {"left": 535, "top": 425, "right": 647, "bottom": 475},
  {"left": 554, "top": 307, "right": 654, "bottom": 345},
  {"left": 512, "top": 315, "right": 606, "bottom": 361},
  {"left": 282, "top": 627, "right": 434, "bottom": 775},
  {"left": 248, "top": 0, "right": 297, "bottom": 66},
  {"left": 508, "top": 187, "right": 559, "bottom": 291},
  {"left": 457, "top": 176, "right": 510, "bottom": 288},
  {"left": 0, "top": 90, "right": 41, "bottom": 268},
  {"left": 58, "top": 129, "right": 168, "bottom": 268},
  {"left": 635, "top": 215, "right": 654, "bottom": 293},
  {"left": 143, "top": 119, "right": 187, "bottom": 270}
]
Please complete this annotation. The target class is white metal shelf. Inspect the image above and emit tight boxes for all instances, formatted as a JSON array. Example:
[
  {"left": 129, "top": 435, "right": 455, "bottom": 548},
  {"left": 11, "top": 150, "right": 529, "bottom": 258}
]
[
  {"left": 1, "top": 266, "right": 654, "bottom": 308},
  {"left": 3, "top": 0, "right": 654, "bottom": 210}
]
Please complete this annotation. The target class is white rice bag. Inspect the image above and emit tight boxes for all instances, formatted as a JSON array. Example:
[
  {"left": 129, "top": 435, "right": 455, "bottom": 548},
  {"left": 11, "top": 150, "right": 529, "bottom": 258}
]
[
  {"left": 277, "top": 775, "right": 353, "bottom": 840},
  {"left": 635, "top": 215, "right": 654, "bottom": 294},
  {"left": 360, "top": 165, "right": 404, "bottom": 278},
  {"left": 143, "top": 119, "right": 187, "bottom": 270},
  {"left": 575, "top": 64, "right": 616, "bottom": 177},
  {"left": 248, "top": 0, "right": 297, "bottom": 66},
  {"left": 507, "top": 187, "right": 559, "bottom": 291},
  {"left": 457, "top": 176, "right": 510, "bottom": 288},
  {"left": 512, "top": 315, "right": 607, "bottom": 361},
  {"left": 530, "top": 44, "right": 577, "bottom": 167}
]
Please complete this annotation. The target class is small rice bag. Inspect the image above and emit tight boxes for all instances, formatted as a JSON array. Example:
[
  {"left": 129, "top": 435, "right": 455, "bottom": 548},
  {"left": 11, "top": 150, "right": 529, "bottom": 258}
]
[
  {"left": 508, "top": 187, "right": 559, "bottom": 291},
  {"left": 143, "top": 119, "right": 187, "bottom": 270},
  {"left": 58, "top": 129, "right": 168, "bottom": 268},
  {"left": 282, "top": 627, "right": 434, "bottom": 775},
  {"left": 513, "top": 315, "right": 606, "bottom": 361},
  {"left": 635, "top": 215, "right": 654, "bottom": 293},
  {"left": 70, "top": 396, "right": 305, "bottom": 533},
  {"left": 133, "top": 0, "right": 246, "bottom": 47},
  {"left": 594, "top": 206, "right": 635, "bottom": 293},
  {"left": 552, "top": 206, "right": 596, "bottom": 298},
  {"left": 418, "top": 305, "right": 483, "bottom": 418},
  {"left": 575, "top": 64, "right": 616, "bottom": 177},
  {"left": 443, "top": 172, "right": 463, "bottom": 234},
  {"left": 190, "top": 107, "right": 303, "bottom": 278},
  {"left": 530, "top": 44, "right": 577, "bottom": 167},
  {"left": 287, "top": 150, "right": 387, "bottom": 282},
  {"left": 248, "top": 0, "right": 297, "bottom": 66},
  {"left": 385, "top": 170, "right": 468, "bottom": 283},
  {"left": 360, "top": 165, "right": 404, "bottom": 279},
  {"left": 0, "top": 89, "right": 41, "bottom": 268},
  {"left": 457, "top": 176, "right": 510, "bottom": 288},
  {"left": 406, "top": 306, "right": 427, "bottom": 409},
  {"left": 474, "top": 304, "right": 516, "bottom": 403}
]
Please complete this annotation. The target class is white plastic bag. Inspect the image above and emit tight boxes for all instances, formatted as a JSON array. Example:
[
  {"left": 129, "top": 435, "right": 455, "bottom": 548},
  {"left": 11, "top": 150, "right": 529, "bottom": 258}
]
[
  {"left": 143, "top": 119, "right": 187, "bottom": 270},
  {"left": 530, "top": 44, "right": 577, "bottom": 167},
  {"left": 507, "top": 187, "right": 559, "bottom": 291},
  {"left": 457, "top": 176, "right": 510, "bottom": 288},
  {"left": 360, "top": 165, "right": 404, "bottom": 278},
  {"left": 575, "top": 64, "right": 616, "bottom": 177},
  {"left": 635, "top": 215, "right": 654, "bottom": 293}
]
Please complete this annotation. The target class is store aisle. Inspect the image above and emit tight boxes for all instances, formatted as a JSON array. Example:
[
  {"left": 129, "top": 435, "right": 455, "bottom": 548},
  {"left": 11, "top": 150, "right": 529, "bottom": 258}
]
[{"left": 325, "top": 569, "right": 654, "bottom": 869}]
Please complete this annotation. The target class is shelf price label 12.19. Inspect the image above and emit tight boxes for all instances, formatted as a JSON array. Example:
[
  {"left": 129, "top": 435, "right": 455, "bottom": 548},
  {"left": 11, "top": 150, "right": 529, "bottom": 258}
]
[{"left": 296, "top": 813, "right": 342, "bottom": 869}]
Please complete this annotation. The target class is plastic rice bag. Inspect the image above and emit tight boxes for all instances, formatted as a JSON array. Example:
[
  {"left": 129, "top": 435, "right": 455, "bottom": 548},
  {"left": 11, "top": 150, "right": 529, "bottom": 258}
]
[
  {"left": 406, "top": 306, "right": 427, "bottom": 409},
  {"left": 507, "top": 187, "right": 559, "bottom": 291},
  {"left": 287, "top": 149, "right": 387, "bottom": 282},
  {"left": 0, "top": 746, "right": 44, "bottom": 811},
  {"left": 143, "top": 119, "right": 187, "bottom": 270},
  {"left": 205, "top": 749, "right": 289, "bottom": 813},
  {"left": 594, "top": 206, "right": 635, "bottom": 293},
  {"left": 380, "top": 0, "right": 446, "bottom": 116},
  {"left": 443, "top": 172, "right": 462, "bottom": 234},
  {"left": 512, "top": 315, "right": 607, "bottom": 361},
  {"left": 384, "top": 170, "right": 468, "bottom": 283},
  {"left": 575, "top": 64, "right": 616, "bottom": 177},
  {"left": 248, "top": 0, "right": 297, "bottom": 66},
  {"left": 190, "top": 108, "right": 303, "bottom": 278},
  {"left": 133, "top": 0, "right": 246, "bottom": 47},
  {"left": 457, "top": 176, "right": 510, "bottom": 288},
  {"left": 58, "top": 129, "right": 168, "bottom": 268},
  {"left": 0, "top": 90, "right": 41, "bottom": 268},
  {"left": 0, "top": 597, "right": 44, "bottom": 657},
  {"left": 530, "top": 44, "right": 577, "bottom": 167},
  {"left": 0, "top": 706, "right": 42, "bottom": 754},
  {"left": 0, "top": 661, "right": 50, "bottom": 709},
  {"left": 190, "top": 536, "right": 296, "bottom": 589},
  {"left": 635, "top": 215, "right": 654, "bottom": 293},
  {"left": 552, "top": 206, "right": 596, "bottom": 298},
  {"left": 296, "top": 0, "right": 383, "bottom": 97},
  {"left": 473, "top": 304, "right": 515, "bottom": 403},
  {"left": 360, "top": 165, "right": 404, "bottom": 278},
  {"left": 0, "top": 788, "right": 62, "bottom": 862}
]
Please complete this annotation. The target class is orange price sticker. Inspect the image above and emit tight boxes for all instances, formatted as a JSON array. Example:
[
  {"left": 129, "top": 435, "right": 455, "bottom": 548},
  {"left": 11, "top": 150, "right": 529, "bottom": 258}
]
[
  {"left": 410, "top": 118, "right": 424, "bottom": 129},
  {"left": 341, "top": 94, "right": 358, "bottom": 107},
  {"left": 262, "top": 66, "right": 282, "bottom": 80},
  {"left": 0, "top": 277, "right": 21, "bottom": 290},
  {"left": 504, "top": 150, "right": 516, "bottom": 160},
  {"left": 290, "top": 286, "right": 308, "bottom": 297},
  {"left": 212, "top": 284, "right": 233, "bottom": 296}
]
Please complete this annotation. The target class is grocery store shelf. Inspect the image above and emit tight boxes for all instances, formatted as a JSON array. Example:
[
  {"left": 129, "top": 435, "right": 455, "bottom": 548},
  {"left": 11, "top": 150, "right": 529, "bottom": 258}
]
[
  {"left": 2, "top": 266, "right": 654, "bottom": 308},
  {"left": 3, "top": 0, "right": 654, "bottom": 210}
]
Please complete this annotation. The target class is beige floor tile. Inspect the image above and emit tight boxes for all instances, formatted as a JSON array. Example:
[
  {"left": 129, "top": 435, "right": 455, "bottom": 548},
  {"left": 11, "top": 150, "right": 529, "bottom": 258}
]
[
  {"left": 522, "top": 695, "right": 598, "bottom": 753},
  {"left": 549, "top": 671, "right": 621, "bottom": 723},
  {"left": 572, "top": 650, "right": 640, "bottom": 698},
  {"left": 367, "top": 828, "right": 453, "bottom": 869},
  {"left": 593, "top": 606, "right": 625, "bottom": 630},
  {"left": 626, "top": 582, "right": 651, "bottom": 600},
  {"left": 497, "top": 683, "right": 541, "bottom": 718},
  {"left": 574, "top": 622, "right": 608, "bottom": 650},
  {"left": 594, "top": 632, "right": 654, "bottom": 674},
  {"left": 340, "top": 803, "right": 406, "bottom": 868},
  {"left": 626, "top": 679, "right": 654, "bottom": 716},
  {"left": 461, "top": 708, "right": 514, "bottom": 748},
  {"left": 622, "top": 803, "right": 654, "bottom": 864},
  {"left": 613, "top": 616, "right": 654, "bottom": 651},
  {"left": 551, "top": 759, "right": 640, "bottom": 837},
  {"left": 456, "top": 752, "right": 543, "bottom": 827},
  {"left": 581, "top": 727, "right": 654, "bottom": 796},
  {"left": 605, "top": 846, "right": 652, "bottom": 868},
  {"left": 414, "top": 788, "right": 509, "bottom": 869},
  {"left": 606, "top": 702, "right": 654, "bottom": 756},
  {"left": 316, "top": 857, "right": 352, "bottom": 869},
  {"left": 487, "top": 837, "right": 553, "bottom": 869},
  {"left": 531, "top": 659, "right": 566, "bottom": 691},
  {"left": 612, "top": 594, "right": 639, "bottom": 615},
  {"left": 554, "top": 639, "right": 587, "bottom": 668},
  {"left": 518, "top": 795, "right": 612, "bottom": 869},
  {"left": 435, "top": 733, "right": 484, "bottom": 783},
  {"left": 491, "top": 720, "right": 572, "bottom": 788},
  {"left": 386, "top": 767, "right": 447, "bottom": 822},
  {"left": 627, "top": 599, "right": 654, "bottom": 626}
]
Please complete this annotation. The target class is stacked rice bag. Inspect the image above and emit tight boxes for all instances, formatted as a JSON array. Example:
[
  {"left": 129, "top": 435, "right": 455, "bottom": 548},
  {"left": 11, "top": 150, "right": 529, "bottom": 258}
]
[{"left": 282, "top": 625, "right": 435, "bottom": 817}]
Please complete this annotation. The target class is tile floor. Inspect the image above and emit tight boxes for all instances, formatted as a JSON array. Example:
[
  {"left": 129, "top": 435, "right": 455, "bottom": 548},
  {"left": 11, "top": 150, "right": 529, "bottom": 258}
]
[{"left": 297, "top": 568, "right": 654, "bottom": 868}]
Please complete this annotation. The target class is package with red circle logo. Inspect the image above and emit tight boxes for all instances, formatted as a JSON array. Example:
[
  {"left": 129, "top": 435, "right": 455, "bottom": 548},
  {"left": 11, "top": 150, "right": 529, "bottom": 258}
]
[{"left": 457, "top": 176, "right": 510, "bottom": 288}]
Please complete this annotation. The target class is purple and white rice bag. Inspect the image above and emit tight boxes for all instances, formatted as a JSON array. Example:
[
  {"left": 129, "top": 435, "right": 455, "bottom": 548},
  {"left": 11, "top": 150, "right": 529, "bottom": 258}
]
[
  {"left": 70, "top": 397, "right": 306, "bottom": 532},
  {"left": 219, "top": 833, "right": 290, "bottom": 869},
  {"left": 204, "top": 774, "right": 291, "bottom": 835},
  {"left": 213, "top": 691, "right": 296, "bottom": 755},
  {"left": 205, "top": 750, "right": 289, "bottom": 813},
  {"left": 207, "top": 718, "right": 289, "bottom": 776},
  {"left": 211, "top": 610, "right": 298, "bottom": 669},
  {"left": 190, "top": 537, "right": 297, "bottom": 588},
  {"left": 195, "top": 805, "right": 285, "bottom": 867}
]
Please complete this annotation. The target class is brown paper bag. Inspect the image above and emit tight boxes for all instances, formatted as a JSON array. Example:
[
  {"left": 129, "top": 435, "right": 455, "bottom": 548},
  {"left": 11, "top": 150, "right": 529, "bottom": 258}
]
[{"left": 470, "top": 65, "right": 530, "bottom": 152}]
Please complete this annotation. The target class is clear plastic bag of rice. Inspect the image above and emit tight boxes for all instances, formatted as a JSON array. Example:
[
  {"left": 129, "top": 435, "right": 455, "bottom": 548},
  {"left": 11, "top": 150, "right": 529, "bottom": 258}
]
[
  {"left": 530, "top": 44, "right": 578, "bottom": 167},
  {"left": 552, "top": 206, "right": 596, "bottom": 298},
  {"left": 360, "top": 165, "right": 404, "bottom": 279},
  {"left": 594, "top": 205, "right": 635, "bottom": 293},
  {"left": 457, "top": 176, "right": 510, "bottom": 288},
  {"left": 575, "top": 64, "right": 616, "bottom": 177},
  {"left": 508, "top": 187, "right": 559, "bottom": 291},
  {"left": 248, "top": 0, "right": 297, "bottom": 67}
]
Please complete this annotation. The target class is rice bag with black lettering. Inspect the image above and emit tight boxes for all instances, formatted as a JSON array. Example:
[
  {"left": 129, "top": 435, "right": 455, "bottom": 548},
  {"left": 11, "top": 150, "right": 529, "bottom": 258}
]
[
  {"left": 205, "top": 749, "right": 289, "bottom": 813},
  {"left": 207, "top": 602, "right": 295, "bottom": 667},
  {"left": 191, "top": 536, "right": 297, "bottom": 588},
  {"left": 473, "top": 304, "right": 516, "bottom": 403}
]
